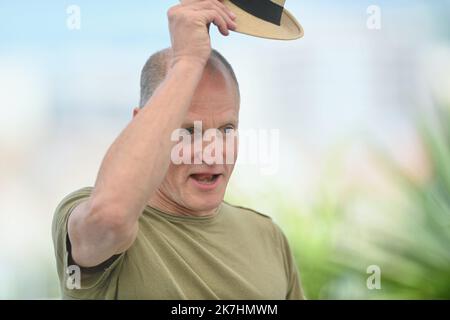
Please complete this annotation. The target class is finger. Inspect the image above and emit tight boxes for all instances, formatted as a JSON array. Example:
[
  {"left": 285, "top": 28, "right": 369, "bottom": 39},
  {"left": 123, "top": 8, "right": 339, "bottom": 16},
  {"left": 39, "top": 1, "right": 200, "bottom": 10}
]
[
  {"left": 189, "top": 0, "right": 235, "bottom": 19},
  {"left": 208, "top": 0, "right": 237, "bottom": 29},
  {"left": 193, "top": 1, "right": 236, "bottom": 31},
  {"left": 202, "top": 9, "right": 230, "bottom": 36},
  {"left": 201, "top": 0, "right": 236, "bottom": 25},
  {"left": 210, "top": 11, "right": 230, "bottom": 36},
  {"left": 210, "top": 0, "right": 237, "bottom": 20}
]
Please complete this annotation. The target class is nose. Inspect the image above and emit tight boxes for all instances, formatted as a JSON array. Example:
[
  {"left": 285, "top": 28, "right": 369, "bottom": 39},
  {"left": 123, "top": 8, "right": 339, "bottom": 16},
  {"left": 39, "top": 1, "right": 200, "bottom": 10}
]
[
  {"left": 204, "top": 129, "right": 225, "bottom": 165},
  {"left": 191, "top": 129, "right": 225, "bottom": 165}
]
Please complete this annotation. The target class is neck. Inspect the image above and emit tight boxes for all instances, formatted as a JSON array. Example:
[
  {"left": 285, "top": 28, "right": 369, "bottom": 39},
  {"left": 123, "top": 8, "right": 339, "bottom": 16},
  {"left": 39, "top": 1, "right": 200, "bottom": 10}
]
[{"left": 148, "top": 189, "right": 218, "bottom": 217}]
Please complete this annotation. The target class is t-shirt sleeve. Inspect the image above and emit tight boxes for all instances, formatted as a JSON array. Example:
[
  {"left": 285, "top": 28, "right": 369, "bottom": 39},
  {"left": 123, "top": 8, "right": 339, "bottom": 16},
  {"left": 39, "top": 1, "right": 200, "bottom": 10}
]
[
  {"left": 51, "top": 187, "right": 125, "bottom": 299},
  {"left": 273, "top": 223, "right": 305, "bottom": 300}
]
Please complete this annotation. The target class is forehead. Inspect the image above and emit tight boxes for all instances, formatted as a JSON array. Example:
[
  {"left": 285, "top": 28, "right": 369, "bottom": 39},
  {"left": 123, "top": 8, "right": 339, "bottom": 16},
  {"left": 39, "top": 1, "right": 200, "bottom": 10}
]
[{"left": 186, "top": 62, "right": 239, "bottom": 125}]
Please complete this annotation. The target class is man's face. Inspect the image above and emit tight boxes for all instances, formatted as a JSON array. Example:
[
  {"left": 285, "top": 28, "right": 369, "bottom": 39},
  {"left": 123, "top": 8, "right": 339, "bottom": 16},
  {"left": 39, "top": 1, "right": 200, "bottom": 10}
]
[{"left": 150, "top": 63, "right": 239, "bottom": 215}]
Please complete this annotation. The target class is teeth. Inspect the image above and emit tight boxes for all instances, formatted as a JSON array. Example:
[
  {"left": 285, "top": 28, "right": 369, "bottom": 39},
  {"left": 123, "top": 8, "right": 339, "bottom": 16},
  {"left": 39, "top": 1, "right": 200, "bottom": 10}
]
[{"left": 192, "top": 174, "right": 217, "bottom": 184}]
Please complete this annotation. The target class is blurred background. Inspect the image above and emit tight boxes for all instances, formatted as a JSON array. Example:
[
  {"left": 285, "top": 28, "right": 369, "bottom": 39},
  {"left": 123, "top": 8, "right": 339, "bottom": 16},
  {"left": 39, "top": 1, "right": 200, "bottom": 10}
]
[{"left": 0, "top": 0, "right": 449, "bottom": 299}]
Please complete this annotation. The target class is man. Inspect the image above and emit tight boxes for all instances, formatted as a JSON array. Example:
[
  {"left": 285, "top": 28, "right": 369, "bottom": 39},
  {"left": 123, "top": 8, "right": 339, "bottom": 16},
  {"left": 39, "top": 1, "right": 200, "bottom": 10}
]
[{"left": 52, "top": 0, "right": 304, "bottom": 299}]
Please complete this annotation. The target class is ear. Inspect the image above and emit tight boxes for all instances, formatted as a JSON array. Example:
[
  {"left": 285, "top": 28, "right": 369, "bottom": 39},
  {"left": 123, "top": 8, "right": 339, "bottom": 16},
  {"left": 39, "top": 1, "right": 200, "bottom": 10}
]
[{"left": 133, "top": 107, "right": 140, "bottom": 118}]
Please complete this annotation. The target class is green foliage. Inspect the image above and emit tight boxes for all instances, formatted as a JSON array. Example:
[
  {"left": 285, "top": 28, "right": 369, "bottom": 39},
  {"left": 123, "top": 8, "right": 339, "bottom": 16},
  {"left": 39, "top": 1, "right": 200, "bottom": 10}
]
[
  {"left": 231, "top": 105, "right": 450, "bottom": 299},
  {"left": 307, "top": 105, "right": 449, "bottom": 299}
]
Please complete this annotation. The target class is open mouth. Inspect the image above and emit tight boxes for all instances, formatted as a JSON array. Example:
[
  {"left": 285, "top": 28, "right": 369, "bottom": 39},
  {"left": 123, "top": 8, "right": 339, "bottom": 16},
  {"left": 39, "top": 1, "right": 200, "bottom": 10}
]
[{"left": 190, "top": 173, "right": 221, "bottom": 185}]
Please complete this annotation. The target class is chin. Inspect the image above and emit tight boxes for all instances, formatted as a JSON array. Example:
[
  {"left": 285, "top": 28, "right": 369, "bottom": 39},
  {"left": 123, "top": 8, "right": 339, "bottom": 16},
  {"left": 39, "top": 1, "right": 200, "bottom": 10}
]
[
  {"left": 187, "top": 193, "right": 224, "bottom": 214},
  {"left": 182, "top": 173, "right": 228, "bottom": 214}
]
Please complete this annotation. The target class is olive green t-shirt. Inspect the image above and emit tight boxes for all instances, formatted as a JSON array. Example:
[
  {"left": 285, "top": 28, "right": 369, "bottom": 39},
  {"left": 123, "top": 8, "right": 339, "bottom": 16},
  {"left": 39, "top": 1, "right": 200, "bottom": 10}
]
[{"left": 52, "top": 187, "right": 304, "bottom": 300}]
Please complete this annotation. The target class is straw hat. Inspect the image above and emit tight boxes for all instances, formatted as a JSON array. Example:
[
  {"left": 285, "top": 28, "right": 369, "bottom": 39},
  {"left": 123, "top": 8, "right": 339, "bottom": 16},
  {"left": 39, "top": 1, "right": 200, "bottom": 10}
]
[{"left": 223, "top": 0, "right": 304, "bottom": 40}]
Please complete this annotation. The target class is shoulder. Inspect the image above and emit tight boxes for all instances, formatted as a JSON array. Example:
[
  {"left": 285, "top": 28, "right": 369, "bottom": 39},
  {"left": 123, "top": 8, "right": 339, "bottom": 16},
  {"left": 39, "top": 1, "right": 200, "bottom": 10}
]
[
  {"left": 56, "top": 186, "right": 93, "bottom": 210},
  {"left": 222, "top": 201, "right": 272, "bottom": 220},
  {"left": 222, "top": 201, "right": 289, "bottom": 240},
  {"left": 52, "top": 186, "right": 124, "bottom": 299},
  {"left": 52, "top": 187, "right": 93, "bottom": 236},
  {"left": 221, "top": 201, "right": 282, "bottom": 235}
]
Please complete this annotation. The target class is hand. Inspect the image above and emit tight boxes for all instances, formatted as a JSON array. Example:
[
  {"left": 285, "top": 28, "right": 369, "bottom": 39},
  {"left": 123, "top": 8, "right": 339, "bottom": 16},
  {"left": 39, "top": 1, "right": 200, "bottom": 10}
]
[{"left": 168, "top": 0, "right": 237, "bottom": 68}]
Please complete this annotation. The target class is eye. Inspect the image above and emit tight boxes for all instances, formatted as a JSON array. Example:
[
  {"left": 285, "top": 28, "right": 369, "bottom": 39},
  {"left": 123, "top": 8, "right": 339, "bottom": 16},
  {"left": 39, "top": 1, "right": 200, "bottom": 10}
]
[
  {"left": 184, "top": 127, "right": 195, "bottom": 135},
  {"left": 223, "top": 125, "right": 235, "bottom": 134}
]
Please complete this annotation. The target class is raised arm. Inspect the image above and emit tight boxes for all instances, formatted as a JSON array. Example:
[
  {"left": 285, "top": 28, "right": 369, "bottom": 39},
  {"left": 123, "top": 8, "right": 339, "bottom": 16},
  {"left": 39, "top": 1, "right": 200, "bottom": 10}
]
[{"left": 67, "top": 0, "right": 236, "bottom": 267}]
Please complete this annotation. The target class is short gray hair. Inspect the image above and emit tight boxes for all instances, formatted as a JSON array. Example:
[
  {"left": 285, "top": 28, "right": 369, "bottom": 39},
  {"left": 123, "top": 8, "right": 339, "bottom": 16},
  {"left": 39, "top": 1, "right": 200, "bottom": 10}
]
[{"left": 139, "top": 48, "right": 239, "bottom": 108}]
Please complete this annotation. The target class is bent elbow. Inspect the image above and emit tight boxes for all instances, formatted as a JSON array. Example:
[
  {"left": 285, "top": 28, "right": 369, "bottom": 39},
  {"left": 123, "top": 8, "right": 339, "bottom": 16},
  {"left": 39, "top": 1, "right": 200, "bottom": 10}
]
[{"left": 87, "top": 198, "right": 138, "bottom": 247}]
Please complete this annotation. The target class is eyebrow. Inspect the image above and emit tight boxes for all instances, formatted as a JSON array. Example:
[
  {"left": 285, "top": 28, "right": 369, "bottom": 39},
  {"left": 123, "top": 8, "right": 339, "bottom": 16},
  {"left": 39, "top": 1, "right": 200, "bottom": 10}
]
[{"left": 181, "top": 119, "right": 238, "bottom": 129}]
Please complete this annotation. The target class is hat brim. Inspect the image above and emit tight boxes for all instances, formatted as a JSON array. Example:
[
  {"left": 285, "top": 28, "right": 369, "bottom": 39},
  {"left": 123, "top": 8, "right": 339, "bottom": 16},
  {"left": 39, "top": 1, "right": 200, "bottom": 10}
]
[{"left": 223, "top": 0, "right": 304, "bottom": 40}]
